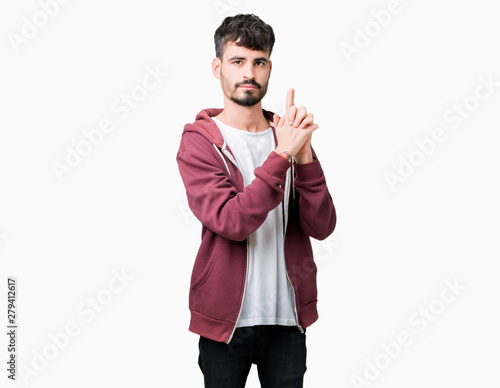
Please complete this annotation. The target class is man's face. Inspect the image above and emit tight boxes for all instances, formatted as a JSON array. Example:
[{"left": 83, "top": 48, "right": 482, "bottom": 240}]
[{"left": 216, "top": 42, "right": 272, "bottom": 107}]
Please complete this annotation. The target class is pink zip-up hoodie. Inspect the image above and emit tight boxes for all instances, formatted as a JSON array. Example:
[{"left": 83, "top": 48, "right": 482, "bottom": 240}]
[{"left": 176, "top": 107, "right": 336, "bottom": 344}]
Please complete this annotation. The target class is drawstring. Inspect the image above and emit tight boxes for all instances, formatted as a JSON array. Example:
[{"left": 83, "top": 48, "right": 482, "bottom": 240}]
[{"left": 213, "top": 143, "right": 231, "bottom": 178}]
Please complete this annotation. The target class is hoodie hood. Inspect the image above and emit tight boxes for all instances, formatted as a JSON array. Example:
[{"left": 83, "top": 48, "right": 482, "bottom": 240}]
[{"left": 182, "top": 108, "right": 277, "bottom": 148}]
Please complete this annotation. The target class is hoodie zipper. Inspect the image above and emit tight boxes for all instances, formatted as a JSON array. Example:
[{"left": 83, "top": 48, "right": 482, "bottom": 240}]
[
  {"left": 227, "top": 239, "right": 249, "bottom": 344},
  {"left": 217, "top": 142, "right": 249, "bottom": 344},
  {"left": 285, "top": 257, "right": 304, "bottom": 333},
  {"left": 284, "top": 157, "right": 303, "bottom": 333}
]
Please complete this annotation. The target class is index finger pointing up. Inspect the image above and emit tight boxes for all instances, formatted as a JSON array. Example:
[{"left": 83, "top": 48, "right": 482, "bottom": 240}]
[{"left": 286, "top": 88, "right": 295, "bottom": 112}]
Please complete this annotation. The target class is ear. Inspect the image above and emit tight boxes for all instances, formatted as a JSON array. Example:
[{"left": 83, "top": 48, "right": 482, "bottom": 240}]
[{"left": 212, "top": 57, "right": 222, "bottom": 80}]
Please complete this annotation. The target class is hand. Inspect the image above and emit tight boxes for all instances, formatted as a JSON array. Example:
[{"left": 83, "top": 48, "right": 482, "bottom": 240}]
[{"left": 273, "top": 88, "right": 317, "bottom": 162}]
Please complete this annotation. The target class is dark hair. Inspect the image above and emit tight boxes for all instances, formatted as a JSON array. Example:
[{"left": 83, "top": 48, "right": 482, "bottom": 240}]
[{"left": 214, "top": 14, "right": 275, "bottom": 60}]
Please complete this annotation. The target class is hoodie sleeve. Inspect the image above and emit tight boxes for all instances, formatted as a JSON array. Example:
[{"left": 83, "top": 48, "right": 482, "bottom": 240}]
[
  {"left": 292, "top": 146, "right": 336, "bottom": 240},
  {"left": 177, "top": 131, "right": 292, "bottom": 242}
]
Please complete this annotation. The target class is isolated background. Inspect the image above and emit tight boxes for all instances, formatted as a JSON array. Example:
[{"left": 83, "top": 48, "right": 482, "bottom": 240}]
[{"left": 1, "top": 0, "right": 499, "bottom": 387}]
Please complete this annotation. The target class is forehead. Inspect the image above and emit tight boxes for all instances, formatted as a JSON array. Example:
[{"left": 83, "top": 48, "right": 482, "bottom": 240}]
[{"left": 222, "top": 42, "right": 269, "bottom": 61}]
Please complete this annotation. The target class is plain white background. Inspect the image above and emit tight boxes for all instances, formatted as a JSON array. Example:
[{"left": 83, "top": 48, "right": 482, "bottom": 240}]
[{"left": 1, "top": 0, "right": 499, "bottom": 387}]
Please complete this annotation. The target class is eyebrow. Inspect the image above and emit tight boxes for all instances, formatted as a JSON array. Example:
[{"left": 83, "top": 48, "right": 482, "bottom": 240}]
[{"left": 228, "top": 56, "right": 269, "bottom": 63}]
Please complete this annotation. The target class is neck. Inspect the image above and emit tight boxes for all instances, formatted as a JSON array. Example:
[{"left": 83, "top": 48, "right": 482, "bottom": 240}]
[{"left": 215, "top": 97, "right": 270, "bottom": 133}]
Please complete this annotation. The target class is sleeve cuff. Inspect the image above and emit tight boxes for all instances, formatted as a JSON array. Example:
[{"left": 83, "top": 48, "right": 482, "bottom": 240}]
[{"left": 293, "top": 158, "right": 323, "bottom": 181}]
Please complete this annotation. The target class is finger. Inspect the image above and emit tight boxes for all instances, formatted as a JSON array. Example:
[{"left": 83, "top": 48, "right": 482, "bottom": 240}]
[
  {"left": 273, "top": 113, "right": 280, "bottom": 128},
  {"left": 299, "top": 113, "right": 314, "bottom": 128},
  {"left": 308, "top": 123, "right": 319, "bottom": 132},
  {"left": 286, "top": 88, "right": 295, "bottom": 112},
  {"left": 287, "top": 105, "right": 297, "bottom": 125},
  {"left": 278, "top": 113, "right": 287, "bottom": 128},
  {"left": 293, "top": 106, "right": 308, "bottom": 127},
  {"left": 303, "top": 123, "right": 319, "bottom": 134}
]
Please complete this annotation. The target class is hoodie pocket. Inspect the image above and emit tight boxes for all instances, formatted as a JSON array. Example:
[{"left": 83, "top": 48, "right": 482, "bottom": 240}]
[
  {"left": 287, "top": 231, "right": 318, "bottom": 308},
  {"left": 190, "top": 240, "right": 246, "bottom": 322},
  {"left": 191, "top": 250, "right": 217, "bottom": 292}
]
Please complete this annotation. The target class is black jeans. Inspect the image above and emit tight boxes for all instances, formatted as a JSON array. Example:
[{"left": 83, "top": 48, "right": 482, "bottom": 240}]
[{"left": 198, "top": 325, "right": 307, "bottom": 388}]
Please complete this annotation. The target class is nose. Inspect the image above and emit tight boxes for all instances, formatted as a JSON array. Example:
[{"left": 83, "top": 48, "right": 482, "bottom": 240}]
[{"left": 243, "top": 62, "right": 255, "bottom": 81}]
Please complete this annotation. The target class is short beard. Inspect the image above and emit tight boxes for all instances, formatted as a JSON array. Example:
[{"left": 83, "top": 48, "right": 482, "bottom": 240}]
[
  {"left": 221, "top": 73, "right": 269, "bottom": 107},
  {"left": 230, "top": 90, "right": 263, "bottom": 107}
]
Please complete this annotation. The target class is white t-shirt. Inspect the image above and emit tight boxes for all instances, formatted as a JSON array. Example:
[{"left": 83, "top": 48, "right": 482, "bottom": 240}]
[{"left": 212, "top": 116, "right": 298, "bottom": 328}]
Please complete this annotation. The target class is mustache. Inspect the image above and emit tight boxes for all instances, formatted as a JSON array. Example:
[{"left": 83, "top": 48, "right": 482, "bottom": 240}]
[{"left": 236, "top": 80, "right": 261, "bottom": 89}]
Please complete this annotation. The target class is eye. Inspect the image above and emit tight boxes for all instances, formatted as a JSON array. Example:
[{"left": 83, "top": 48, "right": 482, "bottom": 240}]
[
  {"left": 255, "top": 61, "right": 265, "bottom": 66},
  {"left": 233, "top": 60, "right": 242, "bottom": 65}
]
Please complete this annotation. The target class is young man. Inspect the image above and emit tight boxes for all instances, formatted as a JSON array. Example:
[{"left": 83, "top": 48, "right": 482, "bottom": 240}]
[{"left": 176, "top": 14, "right": 336, "bottom": 387}]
